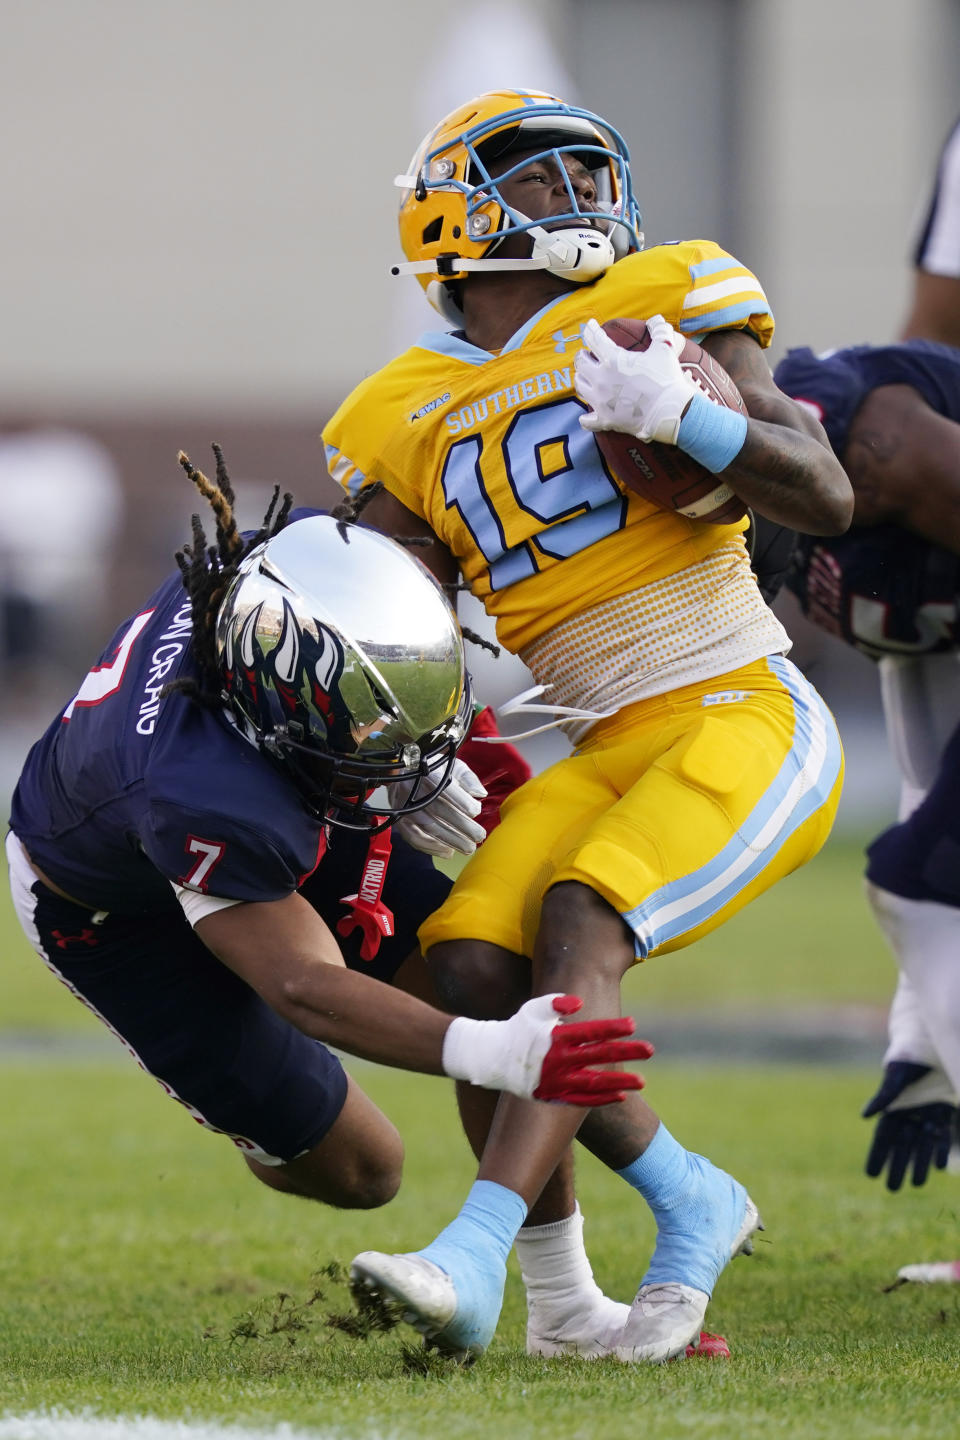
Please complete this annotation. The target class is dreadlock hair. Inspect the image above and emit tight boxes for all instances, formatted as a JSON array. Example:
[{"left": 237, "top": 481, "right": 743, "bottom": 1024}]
[
  {"left": 163, "top": 444, "right": 293, "bottom": 708},
  {"left": 330, "top": 480, "right": 500, "bottom": 658},
  {"left": 328, "top": 478, "right": 383, "bottom": 526}
]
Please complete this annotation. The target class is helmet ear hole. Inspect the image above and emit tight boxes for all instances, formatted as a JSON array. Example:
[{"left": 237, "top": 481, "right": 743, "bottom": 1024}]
[{"left": 421, "top": 217, "right": 443, "bottom": 245}]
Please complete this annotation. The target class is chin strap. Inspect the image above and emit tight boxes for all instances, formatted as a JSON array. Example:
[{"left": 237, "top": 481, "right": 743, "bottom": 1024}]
[
  {"left": 392, "top": 255, "right": 551, "bottom": 276},
  {"left": 392, "top": 223, "right": 615, "bottom": 284},
  {"left": 336, "top": 825, "right": 395, "bottom": 962}
]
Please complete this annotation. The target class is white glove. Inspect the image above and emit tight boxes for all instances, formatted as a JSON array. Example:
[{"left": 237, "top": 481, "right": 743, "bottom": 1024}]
[
  {"left": 442, "top": 993, "right": 650, "bottom": 1105},
  {"left": 573, "top": 314, "right": 698, "bottom": 443},
  {"left": 387, "top": 757, "right": 487, "bottom": 858}
]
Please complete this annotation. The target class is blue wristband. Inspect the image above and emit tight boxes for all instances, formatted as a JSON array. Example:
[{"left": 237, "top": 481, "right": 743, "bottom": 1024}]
[{"left": 676, "top": 392, "right": 748, "bottom": 474}]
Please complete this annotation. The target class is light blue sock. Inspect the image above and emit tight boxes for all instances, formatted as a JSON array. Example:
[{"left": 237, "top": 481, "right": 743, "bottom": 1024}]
[
  {"left": 616, "top": 1122, "right": 691, "bottom": 1207},
  {"left": 677, "top": 391, "right": 748, "bottom": 473},
  {"left": 413, "top": 1180, "right": 528, "bottom": 1351},
  {"left": 616, "top": 1124, "right": 748, "bottom": 1294},
  {"left": 420, "top": 1179, "right": 528, "bottom": 1278}
]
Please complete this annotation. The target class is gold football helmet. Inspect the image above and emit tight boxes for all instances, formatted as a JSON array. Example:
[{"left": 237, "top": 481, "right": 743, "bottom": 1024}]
[{"left": 393, "top": 87, "right": 644, "bottom": 324}]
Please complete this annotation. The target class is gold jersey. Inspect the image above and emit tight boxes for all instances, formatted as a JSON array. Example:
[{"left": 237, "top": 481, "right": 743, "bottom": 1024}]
[{"left": 323, "top": 240, "right": 774, "bottom": 653}]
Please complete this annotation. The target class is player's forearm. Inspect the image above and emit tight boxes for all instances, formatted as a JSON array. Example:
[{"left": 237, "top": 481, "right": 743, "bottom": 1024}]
[
  {"left": 700, "top": 328, "right": 854, "bottom": 536},
  {"left": 721, "top": 420, "right": 854, "bottom": 535},
  {"left": 900, "top": 272, "right": 960, "bottom": 347},
  {"left": 197, "top": 895, "right": 452, "bottom": 1074},
  {"left": 278, "top": 963, "right": 451, "bottom": 1072},
  {"left": 197, "top": 894, "right": 649, "bottom": 1103}
]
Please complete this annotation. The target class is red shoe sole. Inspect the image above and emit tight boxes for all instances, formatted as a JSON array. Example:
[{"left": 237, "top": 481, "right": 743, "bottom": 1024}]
[{"left": 684, "top": 1330, "right": 730, "bottom": 1359}]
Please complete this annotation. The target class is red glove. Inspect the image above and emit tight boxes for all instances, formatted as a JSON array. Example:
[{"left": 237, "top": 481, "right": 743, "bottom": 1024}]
[
  {"left": 533, "top": 995, "right": 655, "bottom": 1107},
  {"left": 457, "top": 705, "right": 532, "bottom": 836},
  {"left": 441, "top": 994, "right": 653, "bottom": 1105}
]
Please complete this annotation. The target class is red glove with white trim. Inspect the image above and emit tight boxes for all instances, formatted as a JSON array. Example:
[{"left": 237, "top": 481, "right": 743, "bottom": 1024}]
[{"left": 442, "top": 994, "right": 653, "bottom": 1105}]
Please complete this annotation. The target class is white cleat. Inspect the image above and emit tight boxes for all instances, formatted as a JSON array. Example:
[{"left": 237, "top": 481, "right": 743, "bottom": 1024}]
[
  {"left": 614, "top": 1282, "right": 709, "bottom": 1364},
  {"left": 350, "top": 1252, "right": 457, "bottom": 1337},
  {"left": 615, "top": 1195, "right": 761, "bottom": 1364},
  {"left": 350, "top": 1250, "right": 498, "bottom": 1359}
]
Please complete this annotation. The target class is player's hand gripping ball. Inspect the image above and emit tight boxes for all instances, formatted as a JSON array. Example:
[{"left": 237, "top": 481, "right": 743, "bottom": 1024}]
[{"left": 581, "top": 317, "right": 748, "bottom": 524}]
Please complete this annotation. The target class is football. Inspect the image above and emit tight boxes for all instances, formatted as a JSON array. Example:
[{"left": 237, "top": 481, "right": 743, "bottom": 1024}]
[{"left": 592, "top": 318, "right": 748, "bottom": 524}]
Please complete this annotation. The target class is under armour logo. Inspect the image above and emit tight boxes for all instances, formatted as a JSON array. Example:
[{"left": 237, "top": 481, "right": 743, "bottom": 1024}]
[
  {"left": 551, "top": 326, "right": 586, "bottom": 354},
  {"left": 50, "top": 928, "right": 99, "bottom": 950}
]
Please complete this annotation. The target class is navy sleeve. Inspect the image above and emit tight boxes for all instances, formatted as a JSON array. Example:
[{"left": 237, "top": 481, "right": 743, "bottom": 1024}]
[{"left": 139, "top": 796, "right": 325, "bottom": 902}]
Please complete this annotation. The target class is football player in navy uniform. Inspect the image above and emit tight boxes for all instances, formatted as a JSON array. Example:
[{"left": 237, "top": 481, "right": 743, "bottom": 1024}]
[
  {"left": 5, "top": 447, "right": 650, "bottom": 1225},
  {"left": 774, "top": 341, "right": 960, "bottom": 1215},
  {"left": 901, "top": 114, "right": 960, "bottom": 348}
]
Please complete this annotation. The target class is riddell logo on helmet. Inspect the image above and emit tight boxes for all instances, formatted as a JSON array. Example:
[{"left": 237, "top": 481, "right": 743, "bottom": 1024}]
[{"left": 410, "top": 392, "right": 451, "bottom": 422}]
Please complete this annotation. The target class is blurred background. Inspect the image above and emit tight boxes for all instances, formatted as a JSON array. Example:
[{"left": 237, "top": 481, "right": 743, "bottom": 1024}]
[
  {"left": 1, "top": 0, "right": 958, "bottom": 826},
  {"left": 3, "top": 15, "right": 960, "bottom": 1406}
]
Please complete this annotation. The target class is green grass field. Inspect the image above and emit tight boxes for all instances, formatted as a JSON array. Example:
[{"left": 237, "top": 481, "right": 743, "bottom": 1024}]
[{"left": 3, "top": 832, "right": 960, "bottom": 1438}]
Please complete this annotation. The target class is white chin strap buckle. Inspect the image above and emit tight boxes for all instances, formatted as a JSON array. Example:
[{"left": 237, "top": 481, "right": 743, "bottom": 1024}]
[{"left": 529, "top": 224, "right": 616, "bottom": 282}]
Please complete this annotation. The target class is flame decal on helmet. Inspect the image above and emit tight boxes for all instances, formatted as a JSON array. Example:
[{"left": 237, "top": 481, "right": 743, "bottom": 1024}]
[
  {"left": 313, "top": 626, "right": 342, "bottom": 693},
  {"left": 236, "top": 601, "right": 262, "bottom": 708},
  {"left": 261, "top": 603, "right": 350, "bottom": 742},
  {"left": 238, "top": 603, "right": 262, "bottom": 669},
  {"left": 273, "top": 598, "right": 300, "bottom": 684}
]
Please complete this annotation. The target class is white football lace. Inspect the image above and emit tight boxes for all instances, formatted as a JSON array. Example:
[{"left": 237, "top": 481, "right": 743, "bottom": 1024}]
[{"left": 470, "top": 684, "right": 619, "bottom": 741}]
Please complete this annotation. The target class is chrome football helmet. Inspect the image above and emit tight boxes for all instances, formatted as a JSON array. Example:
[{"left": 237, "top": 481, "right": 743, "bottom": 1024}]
[
  {"left": 215, "top": 515, "right": 472, "bottom": 829},
  {"left": 393, "top": 87, "right": 644, "bottom": 324}
]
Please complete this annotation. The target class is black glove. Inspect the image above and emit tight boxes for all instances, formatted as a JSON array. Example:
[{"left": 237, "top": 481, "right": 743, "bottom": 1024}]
[{"left": 862, "top": 1061, "right": 958, "bottom": 1190}]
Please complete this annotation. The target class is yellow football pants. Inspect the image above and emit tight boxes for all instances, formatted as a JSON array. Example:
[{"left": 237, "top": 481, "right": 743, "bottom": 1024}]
[{"left": 419, "top": 655, "right": 844, "bottom": 962}]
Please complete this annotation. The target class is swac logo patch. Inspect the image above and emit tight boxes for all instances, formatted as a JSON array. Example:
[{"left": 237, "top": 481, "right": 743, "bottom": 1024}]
[{"left": 410, "top": 392, "right": 451, "bottom": 422}]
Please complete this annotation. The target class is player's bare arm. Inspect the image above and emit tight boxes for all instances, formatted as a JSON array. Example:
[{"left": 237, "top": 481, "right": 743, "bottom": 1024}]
[
  {"left": 197, "top": 891, "right": 650, "bottom": 1101},
  {"left": 702, "top": 329, "right": 854, "bottom": 535},
  {"left": 196, "top": 892, "right": 454, "bottom": 1071},
  {"left": 900, "top": 270, "right": 960, "bottom": 347},
  {"left": 842, "top": 382, "right": 960, "bottom": 551}
]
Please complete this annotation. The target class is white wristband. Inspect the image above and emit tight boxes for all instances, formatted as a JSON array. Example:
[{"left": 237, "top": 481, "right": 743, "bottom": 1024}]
[
  {"left": 442, "top": 1015, "right": 503, "bottom": 1087},
  {"left": 441, "top": 996, "right": 566, "bottom": 1099}
]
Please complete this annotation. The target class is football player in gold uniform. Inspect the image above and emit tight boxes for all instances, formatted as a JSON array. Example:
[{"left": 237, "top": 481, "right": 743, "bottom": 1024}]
[{"left": 326, "top": 89, "right": 853, "bottom": 1363}]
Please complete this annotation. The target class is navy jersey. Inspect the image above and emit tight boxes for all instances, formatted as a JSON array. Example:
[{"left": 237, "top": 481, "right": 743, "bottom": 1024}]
[
  {"left": 10, "top": 569, "right": 327, "bottom": 916},
  {"left": 774, "top": 341, "right": 960, "bottom": 658}
]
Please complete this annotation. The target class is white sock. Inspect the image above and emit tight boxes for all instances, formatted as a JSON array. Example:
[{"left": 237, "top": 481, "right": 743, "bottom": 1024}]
[{"left": 514, "top": 1204, "right": 628, "bottom": 1343}]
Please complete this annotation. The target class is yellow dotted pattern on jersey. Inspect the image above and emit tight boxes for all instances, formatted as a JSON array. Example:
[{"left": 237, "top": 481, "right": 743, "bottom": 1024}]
[{"left": 519, "top": 539, "right": 790, "bottom": 742}]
